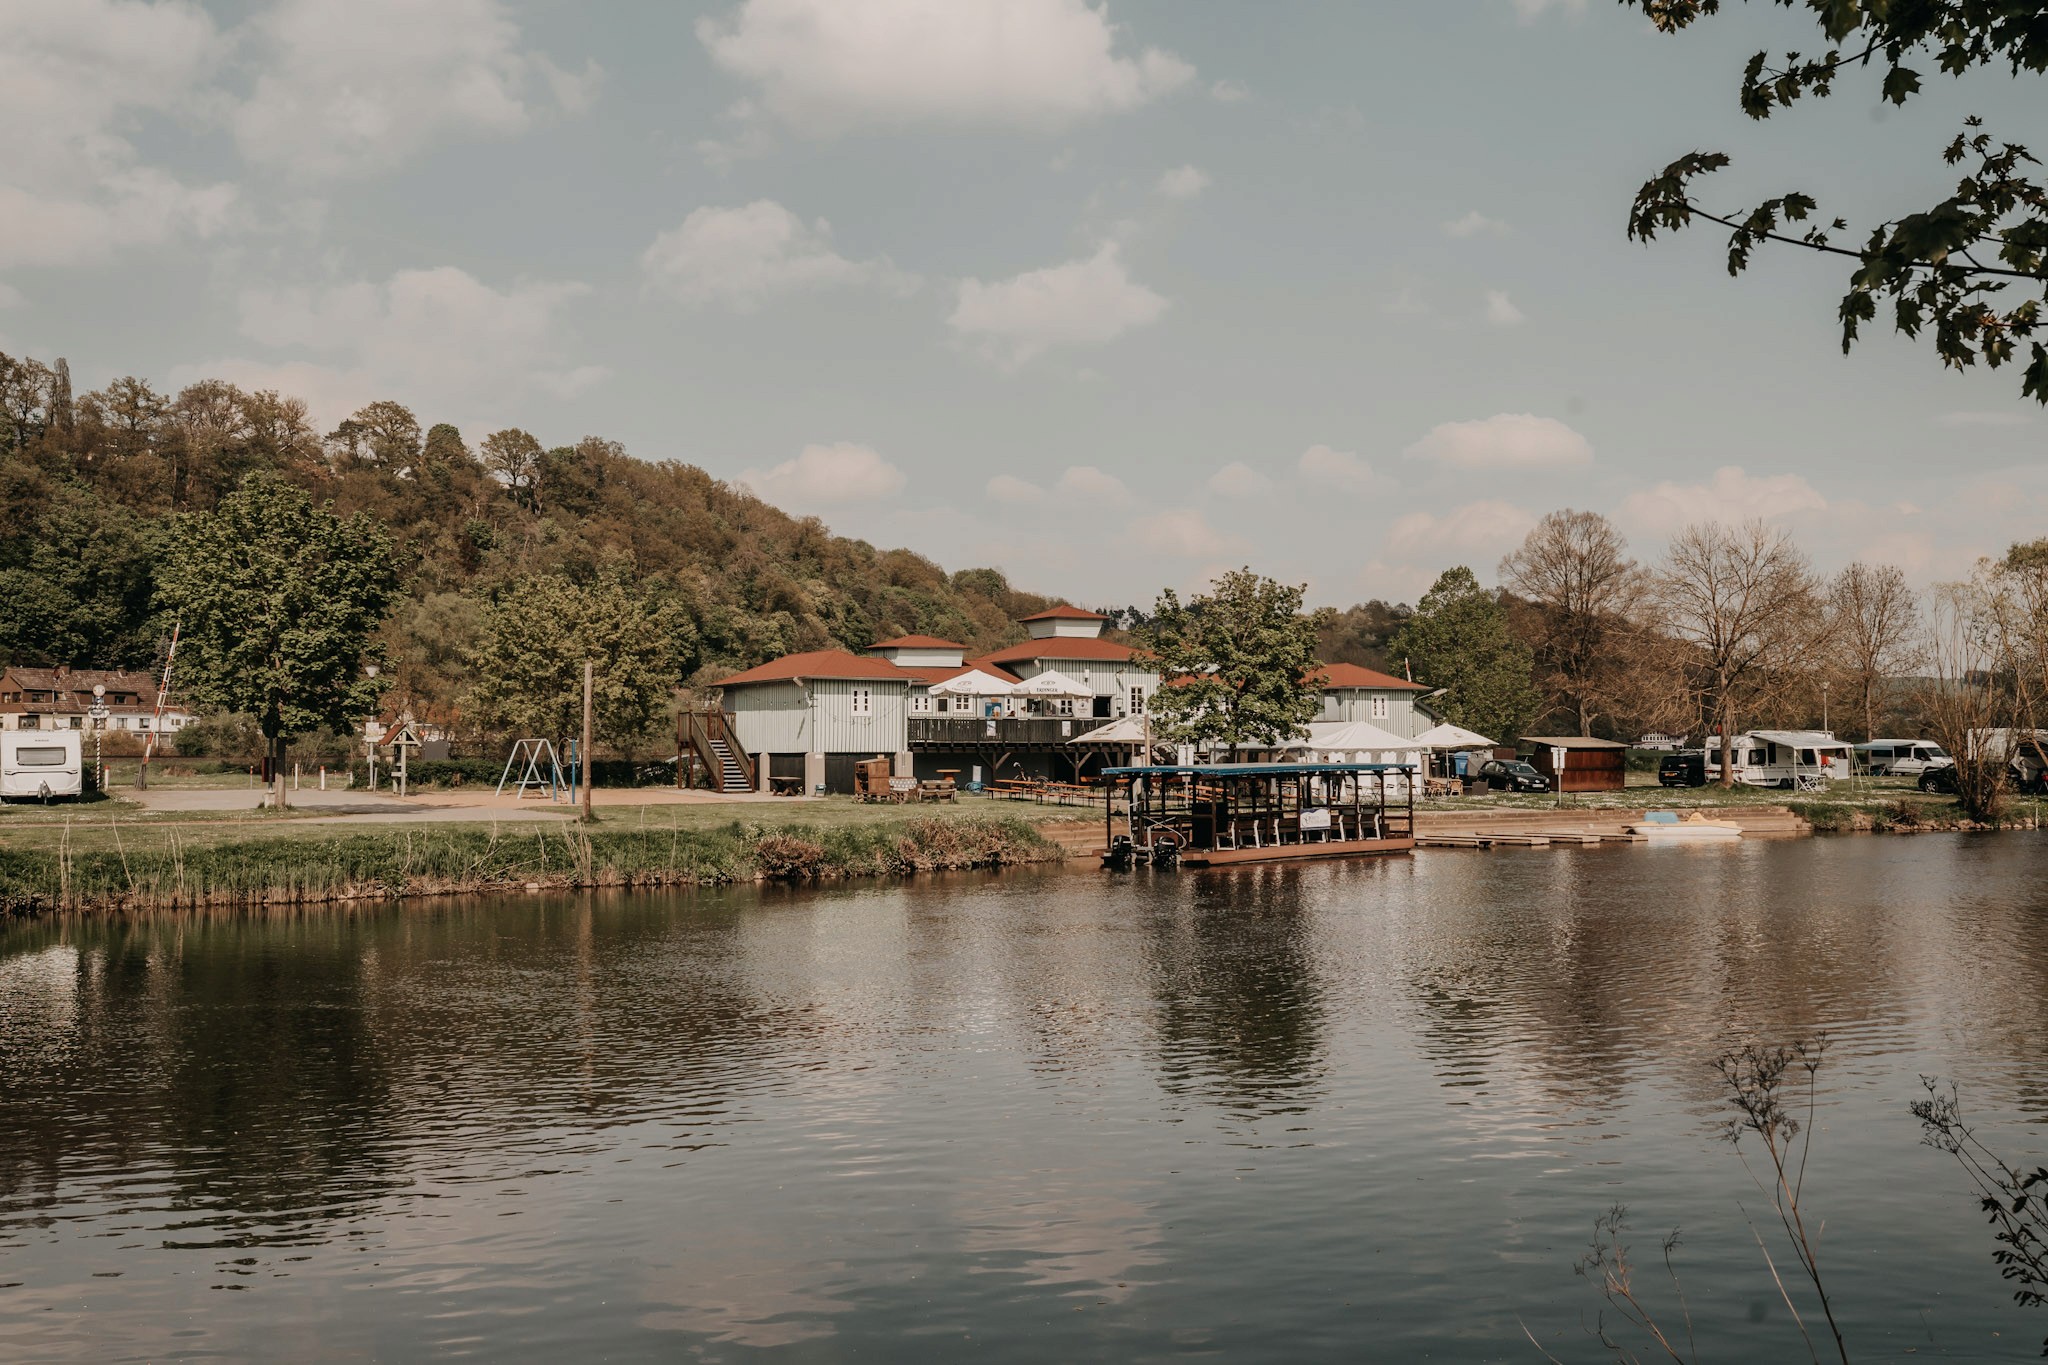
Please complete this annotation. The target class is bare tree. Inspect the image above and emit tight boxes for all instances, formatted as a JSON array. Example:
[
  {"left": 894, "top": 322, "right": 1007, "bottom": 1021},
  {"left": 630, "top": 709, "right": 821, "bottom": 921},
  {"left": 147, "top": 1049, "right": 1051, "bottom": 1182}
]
[
  {"left": 1917, "top": 580, "right": 2012, "bottom": 822},
  {"left": 1827, "top": 562, "right": 1922, "bottom": 741},
  {"left": 1499, "top": 509, "right": 1647, "bottom": 736},
  {"left": 1657, "top": 521, "right": 1828, "bottom": 787}
]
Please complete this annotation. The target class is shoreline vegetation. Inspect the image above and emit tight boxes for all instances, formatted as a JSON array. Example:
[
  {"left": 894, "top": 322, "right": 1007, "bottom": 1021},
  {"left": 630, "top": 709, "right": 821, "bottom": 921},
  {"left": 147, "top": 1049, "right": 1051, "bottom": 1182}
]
[{"left": 0, "top": 808, "right": 1067, "bottom": 920}]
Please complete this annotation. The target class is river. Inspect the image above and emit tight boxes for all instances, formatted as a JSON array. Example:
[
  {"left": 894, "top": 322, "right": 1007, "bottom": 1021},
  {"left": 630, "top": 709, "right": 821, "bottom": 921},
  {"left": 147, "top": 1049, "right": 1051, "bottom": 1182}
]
[{"left": 2, "top": 836, "right": 2045, "bottom": 1362}]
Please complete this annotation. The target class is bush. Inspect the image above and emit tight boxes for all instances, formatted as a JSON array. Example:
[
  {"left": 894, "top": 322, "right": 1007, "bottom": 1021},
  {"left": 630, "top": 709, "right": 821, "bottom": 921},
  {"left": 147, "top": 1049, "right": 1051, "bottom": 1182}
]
[{"left": 754, "top": 834, "right": 828, "bottom": 881}]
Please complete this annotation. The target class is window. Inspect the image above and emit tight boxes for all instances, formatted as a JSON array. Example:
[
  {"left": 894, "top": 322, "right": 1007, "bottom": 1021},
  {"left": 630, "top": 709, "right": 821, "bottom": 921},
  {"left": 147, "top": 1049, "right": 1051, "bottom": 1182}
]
[
  {"left": 14, "top": 747, "right": 66, "bottom": 766},
  {"left": 850, "top": 687, "right": 872, "bottom": 716},
  {"left": 1129, "top": 685, "right": 1145, "bottom": 716},
  {"left": 1370, "top": 696, "right": 1388, "bottom": 720},
  {"left": 911, "top": 693, "right": 931, "bottom": 714}
]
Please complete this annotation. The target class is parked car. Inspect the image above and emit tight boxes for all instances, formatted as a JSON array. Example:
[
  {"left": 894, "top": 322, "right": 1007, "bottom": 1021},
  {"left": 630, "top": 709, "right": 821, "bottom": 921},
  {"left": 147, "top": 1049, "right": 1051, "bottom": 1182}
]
[
  {"left": 1478, "top": 759, "right": 1550, "bottom": 793},
  {"left": 1920, "top": 761, "right": 2048, "bottom": 796},
  {"left": 1658, "top": 752, "right": 1706, "bottom": 787}
]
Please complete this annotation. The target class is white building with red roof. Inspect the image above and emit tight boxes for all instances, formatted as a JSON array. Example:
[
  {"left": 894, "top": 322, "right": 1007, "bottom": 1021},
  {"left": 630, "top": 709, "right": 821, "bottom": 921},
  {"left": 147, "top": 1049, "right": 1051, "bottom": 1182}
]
[{"left": 704, "top": 607, "right": 1437, "bottom": 793}]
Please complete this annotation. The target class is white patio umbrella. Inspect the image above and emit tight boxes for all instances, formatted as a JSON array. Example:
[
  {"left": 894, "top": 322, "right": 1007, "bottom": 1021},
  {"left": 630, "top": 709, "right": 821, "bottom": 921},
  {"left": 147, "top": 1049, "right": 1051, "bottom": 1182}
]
[
  {"left": 928, "top": 668, "right": 1016, "bottom": 697},
  {"left": 1414, "top": 721, "right": 1496, "bottom": 750},
  {"left": 1280, "top": 720, "right": 1426, "bottom": 765},
  {"left": 1010, "top": 669, "right": 1093, "bottom": 699}
]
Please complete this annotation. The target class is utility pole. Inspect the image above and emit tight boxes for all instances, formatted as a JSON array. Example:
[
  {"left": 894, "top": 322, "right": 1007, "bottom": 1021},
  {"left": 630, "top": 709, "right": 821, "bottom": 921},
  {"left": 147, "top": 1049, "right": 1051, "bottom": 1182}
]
[{"left": 581, "top": 660, "right": 595, "bottom": 823}]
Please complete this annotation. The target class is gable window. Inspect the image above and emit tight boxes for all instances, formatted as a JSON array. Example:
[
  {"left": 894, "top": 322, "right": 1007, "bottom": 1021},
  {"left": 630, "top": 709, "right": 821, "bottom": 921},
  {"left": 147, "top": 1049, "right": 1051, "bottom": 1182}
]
[{"left": 1371, "top": 696, "right": 1388, "bottom": 720}]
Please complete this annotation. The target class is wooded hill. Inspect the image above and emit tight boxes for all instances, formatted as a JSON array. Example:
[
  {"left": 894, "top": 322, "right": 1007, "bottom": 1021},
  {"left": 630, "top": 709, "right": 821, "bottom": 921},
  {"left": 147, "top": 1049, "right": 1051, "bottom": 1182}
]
[{"left": 0, "top": 352, "right": 1066, "bottom": 722}]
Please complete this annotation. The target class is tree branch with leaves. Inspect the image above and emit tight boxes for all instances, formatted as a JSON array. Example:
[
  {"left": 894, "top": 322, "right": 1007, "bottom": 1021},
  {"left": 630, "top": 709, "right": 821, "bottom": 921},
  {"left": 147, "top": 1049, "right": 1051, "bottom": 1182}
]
[{"left": 1624, "top": 0, "right": 2048, "bottom": 402}]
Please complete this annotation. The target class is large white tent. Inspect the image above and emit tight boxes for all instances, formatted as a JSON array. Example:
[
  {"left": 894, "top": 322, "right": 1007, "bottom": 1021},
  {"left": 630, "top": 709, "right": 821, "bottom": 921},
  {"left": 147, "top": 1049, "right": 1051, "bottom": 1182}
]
[
  {"left": 1069, "top": 714, "right": 1150, "bottom": 744},
  {"left": 1414, "top": 722, "right": 1496, "bottom": 750},
  {"left": 1280, "top": 720, "right": 1426, "bottom": 765}
]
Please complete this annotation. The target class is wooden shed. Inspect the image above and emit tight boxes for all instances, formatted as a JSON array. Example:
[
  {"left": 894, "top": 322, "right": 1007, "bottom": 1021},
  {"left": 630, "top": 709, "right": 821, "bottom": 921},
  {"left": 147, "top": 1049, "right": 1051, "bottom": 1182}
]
[{"left": 1522, "top": 736, "right": 1629, "bottom": 792}]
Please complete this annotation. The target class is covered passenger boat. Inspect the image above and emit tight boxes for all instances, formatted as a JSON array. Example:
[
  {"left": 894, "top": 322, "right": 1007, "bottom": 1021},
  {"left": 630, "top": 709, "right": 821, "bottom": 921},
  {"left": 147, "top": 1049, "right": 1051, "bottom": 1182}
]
[{"left": 1100, "top": 761, "right": 1416, "bottom": 868}]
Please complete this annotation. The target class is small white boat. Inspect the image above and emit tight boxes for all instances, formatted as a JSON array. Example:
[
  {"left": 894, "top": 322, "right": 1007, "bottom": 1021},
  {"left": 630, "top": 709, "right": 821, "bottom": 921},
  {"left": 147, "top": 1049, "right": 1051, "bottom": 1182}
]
[{"left": 1630, "top": 811, "right": 1742, "bottom": 841}]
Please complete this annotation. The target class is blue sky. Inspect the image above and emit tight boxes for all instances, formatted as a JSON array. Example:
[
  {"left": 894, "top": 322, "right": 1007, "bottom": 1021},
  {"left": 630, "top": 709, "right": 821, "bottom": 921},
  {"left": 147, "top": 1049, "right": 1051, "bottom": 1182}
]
[{"left": 4, "top": 0, "right": 2042, "bottom": 605}]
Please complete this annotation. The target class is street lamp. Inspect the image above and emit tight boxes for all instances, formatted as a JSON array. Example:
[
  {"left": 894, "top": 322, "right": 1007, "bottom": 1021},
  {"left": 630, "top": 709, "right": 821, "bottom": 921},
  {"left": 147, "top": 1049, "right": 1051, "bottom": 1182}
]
[
  {"left": 1821, "top": 680, "right": 1830, "bottom": 736},
  {"left": 364, "top": 664, "right": 380, "bottom": 791}
]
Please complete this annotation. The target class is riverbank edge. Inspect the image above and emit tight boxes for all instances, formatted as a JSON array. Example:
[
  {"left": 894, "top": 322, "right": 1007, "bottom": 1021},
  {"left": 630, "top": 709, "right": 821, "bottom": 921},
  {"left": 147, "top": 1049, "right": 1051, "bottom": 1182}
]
[{"left": 0, "top": 813, "right": 1070, "bottom": 920}]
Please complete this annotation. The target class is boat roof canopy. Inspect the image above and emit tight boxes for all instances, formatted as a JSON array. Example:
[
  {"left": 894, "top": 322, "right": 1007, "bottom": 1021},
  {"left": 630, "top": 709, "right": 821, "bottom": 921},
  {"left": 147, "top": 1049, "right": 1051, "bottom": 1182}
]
[{"left": 1103, "top": 761, "right": 1417, "bottom": 778}]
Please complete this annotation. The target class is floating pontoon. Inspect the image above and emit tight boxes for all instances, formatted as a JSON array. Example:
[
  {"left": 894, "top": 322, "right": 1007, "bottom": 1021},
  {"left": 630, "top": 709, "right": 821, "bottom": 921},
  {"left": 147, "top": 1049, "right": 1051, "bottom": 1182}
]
[{"left": 1100, "top": 761, "right": 1416, "bottom": 868}]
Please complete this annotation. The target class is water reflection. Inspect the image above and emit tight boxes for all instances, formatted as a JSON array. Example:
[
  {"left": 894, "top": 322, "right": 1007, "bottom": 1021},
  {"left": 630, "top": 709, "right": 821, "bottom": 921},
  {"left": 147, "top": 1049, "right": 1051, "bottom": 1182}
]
[{"left": 0, "top": 838, "right": 2046, "bottom": 1361}]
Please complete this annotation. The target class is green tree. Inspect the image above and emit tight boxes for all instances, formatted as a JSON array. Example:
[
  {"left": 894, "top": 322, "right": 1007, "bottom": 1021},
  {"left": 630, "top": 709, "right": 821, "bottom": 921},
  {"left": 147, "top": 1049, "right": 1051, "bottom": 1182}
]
[
  {"left": 1389, "top": 567, "right": 1540, "bottom": 742},
  {"left": 1625, "top": 0, "right": 2048, "bottom": 402},
  {"left": 465, "top": 573, "right": 691, "bottom": 751},
  {"left": 1140, "top": 568, "right": 1326, "bottom": 755},
  {"left": 157, "top": 473, "right": 400, "bottom": 805}
]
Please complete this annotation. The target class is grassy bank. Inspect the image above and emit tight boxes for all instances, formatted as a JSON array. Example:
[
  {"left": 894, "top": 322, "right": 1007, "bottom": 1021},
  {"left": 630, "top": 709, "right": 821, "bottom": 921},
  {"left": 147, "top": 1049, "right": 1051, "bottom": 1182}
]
[{"left": 0, "top": 811, "right": 1062, "bottom": 918}]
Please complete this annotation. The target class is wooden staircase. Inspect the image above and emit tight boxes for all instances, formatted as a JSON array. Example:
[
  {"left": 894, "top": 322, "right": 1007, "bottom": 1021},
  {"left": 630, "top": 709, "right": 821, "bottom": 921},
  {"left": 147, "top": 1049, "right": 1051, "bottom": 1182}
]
[{"left": 679, "top": 708, "right": 756, "bottom": 794}]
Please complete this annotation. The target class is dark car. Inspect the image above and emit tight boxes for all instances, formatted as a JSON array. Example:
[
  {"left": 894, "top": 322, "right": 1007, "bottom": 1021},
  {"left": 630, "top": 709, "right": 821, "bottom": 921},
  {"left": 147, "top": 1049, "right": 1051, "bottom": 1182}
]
[
  {"left": 1478, "top": 759, "right": 1550, "bottom": 793},
  {"left": 1659, "top": 752, "right": 1706, "bottom": 787},
  {"left": 1922, "top": 761, "right": 2048, "bottom": 796}
]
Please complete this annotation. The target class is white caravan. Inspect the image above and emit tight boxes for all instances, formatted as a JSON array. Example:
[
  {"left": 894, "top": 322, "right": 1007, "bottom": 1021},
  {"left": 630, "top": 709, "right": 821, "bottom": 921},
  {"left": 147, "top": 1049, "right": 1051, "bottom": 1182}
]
[
  {"left": 1702, "top": 730, "right": 1854, "bottom": 790},
  {"left": 1855, "top": 739, "right": 1952, "bottom": 777},
  {"left": 1, "top": 730, "right": 84, "bottom": 800}
]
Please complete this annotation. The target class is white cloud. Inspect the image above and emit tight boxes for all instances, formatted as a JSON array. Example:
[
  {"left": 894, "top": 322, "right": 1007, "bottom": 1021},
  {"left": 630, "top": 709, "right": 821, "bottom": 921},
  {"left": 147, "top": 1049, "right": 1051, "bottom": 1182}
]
[
  {"left": 0, "top": 0, "right": 236, "bottom": 271},
  {"left": 1054, "top": 465, "right": 1130, "bottom": 502},
  {"left": 1207, "top": 461, "right": 1271, "bottom": 497},
  {"left": 985, "top": 473, "right": 1045, "bottom": 504},
  {"left": 1403, "top": 414, "right": 1592, "bottom": 471},
  {"left": 1132, "top": 507, "right": 1247, "bottom": 559},
  {"left": 949, "top": 243, "right": 1167, "bottom": 367},
  {"left": 740, "top": 442, "right": 906, "bottom": 506},
  {"left": 1483, "top": 289, "right": 1525, "bottom": 326},
  {"left": 1156, "top": 164, "right": 1210, "bottom": 199},
  {"left": 1387, "top": 499, "right": 1536, "bottom": 560},
  {"left": 235, "top": 0, "right": 599, "bottom": 178},
  {"left": 697, "top": 0, "right": 1193, "bottom": 136},
  {"left": 1616, "top": 465, "right": 1828, "bottom": 534},
  {"left": 1936, "top": 410, "right": 2033, "bottom": 428},
  {"left": 1297, "top": 444, "right": 1383, "bottom": 493},
  {"left": 640, "top": 201, "right": 913, "bottom": 312},
  {"left": 191, "top": 266, "right": 599, "bottom": 429},
  {"left": 1511, "top": 0, "right": 1587, "bottom": 20},
  {"left": 1444, "top": 210, "right": 1508, "bottom": 239},
  {"left": 1209, "top": 79, "right": 1250, "bottom": 103}
]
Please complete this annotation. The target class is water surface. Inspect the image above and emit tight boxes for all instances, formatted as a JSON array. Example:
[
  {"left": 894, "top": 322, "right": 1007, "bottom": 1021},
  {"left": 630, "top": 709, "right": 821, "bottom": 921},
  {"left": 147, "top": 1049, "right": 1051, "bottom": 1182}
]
[{"left": 3, "top": 836, "right": 2046, "bottom": 1361}]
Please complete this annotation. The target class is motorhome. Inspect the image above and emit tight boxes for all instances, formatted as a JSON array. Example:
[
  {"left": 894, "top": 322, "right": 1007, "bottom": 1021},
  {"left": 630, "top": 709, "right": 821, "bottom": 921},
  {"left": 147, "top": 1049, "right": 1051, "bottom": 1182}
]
[
  {"left": 1, "top": 730, "right": 84, "bottom": 800},
  {"left": 1854, "top": 739, "right": 1952, "bottom": 777},
  {"left": 1702, "top": 731, "right": 1854, "bottom": 789}
]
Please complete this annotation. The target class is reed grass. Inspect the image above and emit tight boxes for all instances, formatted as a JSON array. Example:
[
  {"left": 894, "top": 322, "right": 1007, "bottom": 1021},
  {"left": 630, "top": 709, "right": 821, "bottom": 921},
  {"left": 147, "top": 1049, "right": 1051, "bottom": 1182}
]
[{"left": 0, "top": 813, "right": 1061, "bottom": 918}]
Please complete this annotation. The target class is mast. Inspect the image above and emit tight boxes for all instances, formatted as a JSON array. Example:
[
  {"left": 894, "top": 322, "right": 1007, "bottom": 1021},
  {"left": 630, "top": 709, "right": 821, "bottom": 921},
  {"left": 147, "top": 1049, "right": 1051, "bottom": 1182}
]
[{"left": 136, "top": 619, "right": 181, "bottom": 790}]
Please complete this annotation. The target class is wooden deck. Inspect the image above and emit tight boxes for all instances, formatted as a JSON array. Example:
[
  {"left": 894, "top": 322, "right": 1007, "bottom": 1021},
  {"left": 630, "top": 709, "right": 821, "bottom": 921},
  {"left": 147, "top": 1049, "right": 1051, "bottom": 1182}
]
[{"left": 1177, "top": 836, "right": 1415, "bottom": 867}]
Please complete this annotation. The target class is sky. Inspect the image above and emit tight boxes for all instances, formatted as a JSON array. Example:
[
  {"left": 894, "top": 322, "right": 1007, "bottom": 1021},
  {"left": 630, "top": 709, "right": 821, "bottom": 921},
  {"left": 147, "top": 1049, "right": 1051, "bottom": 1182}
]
[{"left": 3, "top": 0, "right": 2043, "bottom": 608}]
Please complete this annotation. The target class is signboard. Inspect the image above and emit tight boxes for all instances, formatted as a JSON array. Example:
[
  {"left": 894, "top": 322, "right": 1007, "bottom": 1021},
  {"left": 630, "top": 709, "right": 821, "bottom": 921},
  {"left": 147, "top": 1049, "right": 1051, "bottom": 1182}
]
[
  {"left": 86, "top": 702, "right": 110, "bottom": 723},
  {"left": 1550, "top": 746, "right": 1567, "bottom": 775},
  {"left": 1299, "top": 808, "right": 1331, "bottom": 831}
]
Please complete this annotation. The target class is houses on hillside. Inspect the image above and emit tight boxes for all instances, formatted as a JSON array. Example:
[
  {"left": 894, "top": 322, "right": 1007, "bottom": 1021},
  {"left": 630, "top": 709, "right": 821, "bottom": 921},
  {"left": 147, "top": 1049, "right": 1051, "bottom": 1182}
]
[
  {"left": 707, "top": 607, "right": 1436, "bottom": 794},
  {"left": 0, "top": 666, "right": 192, "bottom": 735}
]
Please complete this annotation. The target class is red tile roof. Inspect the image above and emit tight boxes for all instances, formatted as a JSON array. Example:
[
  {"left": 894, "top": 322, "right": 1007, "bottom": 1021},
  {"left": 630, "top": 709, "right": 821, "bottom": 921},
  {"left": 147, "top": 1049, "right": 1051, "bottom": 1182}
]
[
  {"left": 972, "top": 637, "right": 1136, "bottom": 667},
  {"left": 1018, "top": 604, "right": 1107, "bottom": 622},
  {"left": 868, "top": 634, "right": 965, "bottom": 651},
  {"left": 713, "top": 650, "right": 912, "bottom": 688},
  {"left": 897, "top": 663, "right": 1022, "bottom": 686},
  {"left": 1311, "top": 662, "right": 1426, "bottom": 691}
]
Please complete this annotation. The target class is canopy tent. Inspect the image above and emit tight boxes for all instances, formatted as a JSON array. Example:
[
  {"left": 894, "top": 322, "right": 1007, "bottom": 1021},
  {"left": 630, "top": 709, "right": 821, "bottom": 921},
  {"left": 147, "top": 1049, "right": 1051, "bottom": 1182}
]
[
  {"left": 929, "top": 671, "right": 1015, "bottom": 699},
  {"left": 1069, "top": 714, "right": 1151, "bottom": 745},
  {"left": 1414, "top": 722, "right": 1496, "bottom": 750},
  {"left": 1010, "top": 669, "right": 1093, "bottom": 699},
  {"left": 1278, "top": 720, "right": 1425, "bottom": 764}
]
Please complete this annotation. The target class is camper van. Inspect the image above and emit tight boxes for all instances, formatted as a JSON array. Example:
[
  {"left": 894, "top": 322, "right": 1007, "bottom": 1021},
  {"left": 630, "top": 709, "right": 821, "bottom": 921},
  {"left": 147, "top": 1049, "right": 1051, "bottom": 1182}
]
[
  {"left": 1, "top": 730, "right": 84, "bottom": 800},
  {"left": 1702, "top": 731, "right": 1854, "bottom": 790},
  {"left": 1854, "top": 739, "right": 1952, "bottom": 777}
]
